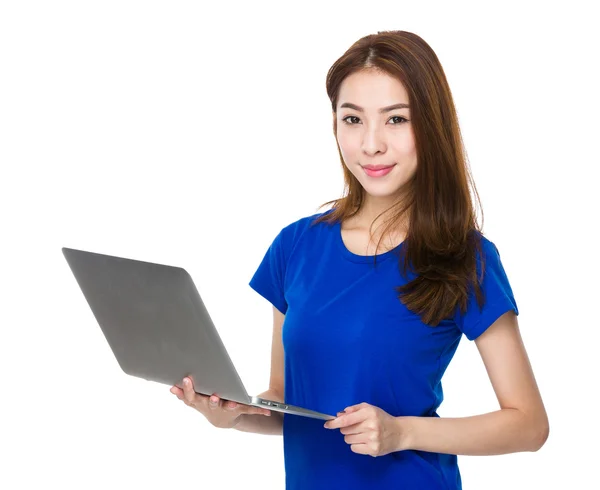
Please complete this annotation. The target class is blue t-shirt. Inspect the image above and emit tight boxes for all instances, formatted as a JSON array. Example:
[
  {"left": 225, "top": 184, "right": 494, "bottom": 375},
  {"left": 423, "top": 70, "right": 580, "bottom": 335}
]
[{"left": 248, "top": 210, "right": 519, "bottom": 490}]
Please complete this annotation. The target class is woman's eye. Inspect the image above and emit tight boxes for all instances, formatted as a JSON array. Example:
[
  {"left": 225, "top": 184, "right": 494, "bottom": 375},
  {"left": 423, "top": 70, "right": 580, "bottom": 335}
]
[
  {"left": 341, "top": 115, "right": 408, "bottom": 125},
  {"left": 342, "top": 116, "right": 361, "bottom": 125},
  {"left": 390, "top": 116, "right": 408, "bottom": 124}
]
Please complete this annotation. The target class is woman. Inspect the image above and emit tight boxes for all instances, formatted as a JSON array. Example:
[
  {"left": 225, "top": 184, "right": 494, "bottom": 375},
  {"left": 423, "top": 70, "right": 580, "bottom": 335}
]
[{"left": 170, "top": 29, "right": 549, "bottom": 489}]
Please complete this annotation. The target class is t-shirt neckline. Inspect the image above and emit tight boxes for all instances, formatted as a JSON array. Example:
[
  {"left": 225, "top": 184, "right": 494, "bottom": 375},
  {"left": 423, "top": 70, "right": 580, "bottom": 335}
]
[{"left": 335, "top": 219, "right": 404, "bottom": 264}]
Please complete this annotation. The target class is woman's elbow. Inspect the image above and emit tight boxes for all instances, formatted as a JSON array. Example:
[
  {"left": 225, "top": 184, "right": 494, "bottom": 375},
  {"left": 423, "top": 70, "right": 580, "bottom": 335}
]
[{"left": 528, "top": 413, "right": 550, "bottom": 452}]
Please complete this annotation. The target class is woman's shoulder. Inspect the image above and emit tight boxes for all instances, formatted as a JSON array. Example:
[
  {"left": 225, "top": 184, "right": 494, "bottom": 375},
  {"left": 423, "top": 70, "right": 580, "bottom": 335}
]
[
  {"left": 280, "top": 208, "right": 335, "bottom": 235},
  {"left": 469, "top": 231, "right": 510, "bottom": 278},
  {"left": 273, "top": 209, "right": 335, "bottom": 255},
  {"left": 473, "top": 231, "right": 502, "bottom": 257}
]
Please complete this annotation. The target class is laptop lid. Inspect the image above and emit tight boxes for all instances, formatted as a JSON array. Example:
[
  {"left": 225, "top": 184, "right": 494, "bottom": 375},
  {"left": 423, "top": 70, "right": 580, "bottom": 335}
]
[{"left": 62, "top": 247, "right": 253, "bottom": 405}]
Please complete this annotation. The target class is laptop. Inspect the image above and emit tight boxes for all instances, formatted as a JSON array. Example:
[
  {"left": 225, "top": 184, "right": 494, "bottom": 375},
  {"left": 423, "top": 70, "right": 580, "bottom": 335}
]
[{"left": 62, "top": 247, "right": 335, "bottom": 421}]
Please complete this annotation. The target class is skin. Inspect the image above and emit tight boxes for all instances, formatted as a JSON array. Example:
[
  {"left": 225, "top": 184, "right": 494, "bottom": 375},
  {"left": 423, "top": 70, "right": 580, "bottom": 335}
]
[
  {"left": 170, "top": 377, "right": 272, "bottom": 430},
  {"left": 172, "top": 69, "right": 549, "bottom": 456},
  {"left": 335, "top": 68, "right": 417, "bottom": 247}
]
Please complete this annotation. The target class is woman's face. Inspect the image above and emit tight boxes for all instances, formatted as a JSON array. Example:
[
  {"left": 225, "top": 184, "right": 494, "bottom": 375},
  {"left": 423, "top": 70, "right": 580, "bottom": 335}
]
[{"left": 335, "top": 69, "right": 417, "bottom": 201}]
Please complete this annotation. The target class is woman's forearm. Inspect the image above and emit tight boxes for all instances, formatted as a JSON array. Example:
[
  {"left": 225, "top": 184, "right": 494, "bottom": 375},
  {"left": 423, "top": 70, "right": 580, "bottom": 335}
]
[
  {"left": 399, "top": 408, "right": 549, "bottom": 455},
  {"left": 232, "top": 390, "right": 284, "bottom": 436}
]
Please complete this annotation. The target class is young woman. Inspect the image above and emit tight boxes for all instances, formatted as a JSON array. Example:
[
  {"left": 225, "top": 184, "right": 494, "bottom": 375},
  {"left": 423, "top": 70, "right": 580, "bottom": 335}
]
[{"left": 170, "top": 30, "right": 549, "bottom": 489}]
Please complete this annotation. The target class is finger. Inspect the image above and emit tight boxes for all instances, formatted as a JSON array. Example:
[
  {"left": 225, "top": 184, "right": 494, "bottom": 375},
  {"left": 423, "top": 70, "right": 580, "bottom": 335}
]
[
  {"left": 208, "top": 395, "right": 222, "bottom": 410},
  {"left": 343, "top": 433, "right": 365, "bottom": 444},
  {"left": 223, "top": 400, "right": 240, "bottom": 411},
  {"left": 182, "top": 382, "right": 204, "bottom": 410},
  {"left": 349, "top": 443, "right": 371, "bottom": 456},
  {"left": 170, "top": 386, "right": 186, "bottom": 402},
  {"left": 182, "top": 378, "right": 196, "bottom": 403},
  {"left": 230, "top": 401, "right": 270, "bottom": 415},
  {"left": 339, "top": 423, "right": 362, "bottom": 435},
  {"left": 243, "top": 404, "right": 271, "bottom": 416},
  {"left": 344, "top": 404, "right": 364, "bottom": 413},
  {"left": 326, "top": 409, "right": 364, "bottom": 429}
]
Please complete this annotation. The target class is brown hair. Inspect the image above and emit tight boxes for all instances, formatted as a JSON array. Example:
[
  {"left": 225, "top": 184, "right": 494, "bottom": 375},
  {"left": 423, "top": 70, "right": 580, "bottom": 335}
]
[{"left": 312, "top": 30, "right": 486, "bottom": 327}]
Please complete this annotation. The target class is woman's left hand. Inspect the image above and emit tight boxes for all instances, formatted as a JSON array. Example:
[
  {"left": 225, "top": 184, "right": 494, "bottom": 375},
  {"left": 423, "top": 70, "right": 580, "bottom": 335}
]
[{"left": 324, "top": 402, "right": 408, "bottom": 457}]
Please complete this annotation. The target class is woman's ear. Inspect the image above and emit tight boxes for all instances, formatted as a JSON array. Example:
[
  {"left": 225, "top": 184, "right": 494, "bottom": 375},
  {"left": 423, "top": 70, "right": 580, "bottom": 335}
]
[{"left": 332, "top": 111, "right": 337, "bottom": 136}]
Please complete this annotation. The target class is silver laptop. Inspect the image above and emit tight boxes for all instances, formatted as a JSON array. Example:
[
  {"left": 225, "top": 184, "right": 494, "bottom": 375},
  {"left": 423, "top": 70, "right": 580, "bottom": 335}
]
[{"left": 62, "top": 247, "right": 335, "bottom": 421}]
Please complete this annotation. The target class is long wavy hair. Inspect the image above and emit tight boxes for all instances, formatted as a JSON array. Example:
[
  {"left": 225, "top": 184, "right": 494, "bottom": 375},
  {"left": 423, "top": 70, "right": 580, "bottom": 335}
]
[{"left": 312, "top": 30, "right": 486, "bottom": 327}]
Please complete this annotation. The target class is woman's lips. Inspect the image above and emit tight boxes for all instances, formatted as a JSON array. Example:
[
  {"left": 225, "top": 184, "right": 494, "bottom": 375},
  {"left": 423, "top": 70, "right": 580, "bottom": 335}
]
[{"left": 363, "top": 164, "right": 395, "bottom": 177}]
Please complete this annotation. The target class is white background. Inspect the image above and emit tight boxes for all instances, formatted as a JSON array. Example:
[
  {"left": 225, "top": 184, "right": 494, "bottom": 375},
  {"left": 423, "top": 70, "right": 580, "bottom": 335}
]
[{"left": 1, "top": 1, "right": 598, "bottom": 488}]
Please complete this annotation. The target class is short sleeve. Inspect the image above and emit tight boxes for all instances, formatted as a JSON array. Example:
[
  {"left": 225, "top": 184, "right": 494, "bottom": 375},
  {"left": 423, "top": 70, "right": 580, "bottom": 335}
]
[
  {"left": 454, "top": 239, "right": 519, "bottom": 341},
  {"left": 249, "top": 227, "right": 289, "bottom": 315}
]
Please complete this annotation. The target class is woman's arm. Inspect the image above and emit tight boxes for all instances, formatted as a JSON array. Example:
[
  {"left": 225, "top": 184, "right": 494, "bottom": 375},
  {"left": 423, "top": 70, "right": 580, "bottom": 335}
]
[
  {"left": 233, "top": 306, "right": 286, "bottom": 436},
  {"left": 398, "top": 311, "right": 549, "bottom": 455}
]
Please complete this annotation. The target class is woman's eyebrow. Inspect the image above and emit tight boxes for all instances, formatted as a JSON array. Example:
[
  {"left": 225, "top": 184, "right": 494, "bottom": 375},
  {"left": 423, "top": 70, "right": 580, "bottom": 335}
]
[{"left": 339, "top": 102, "right": 410, "bottom": 113}]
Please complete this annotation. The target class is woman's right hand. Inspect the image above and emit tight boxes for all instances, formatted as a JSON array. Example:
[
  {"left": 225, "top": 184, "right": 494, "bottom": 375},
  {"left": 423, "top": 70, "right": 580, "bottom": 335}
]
[{"left": 170, "top": 377, "right": 272, "bottom": 429}]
